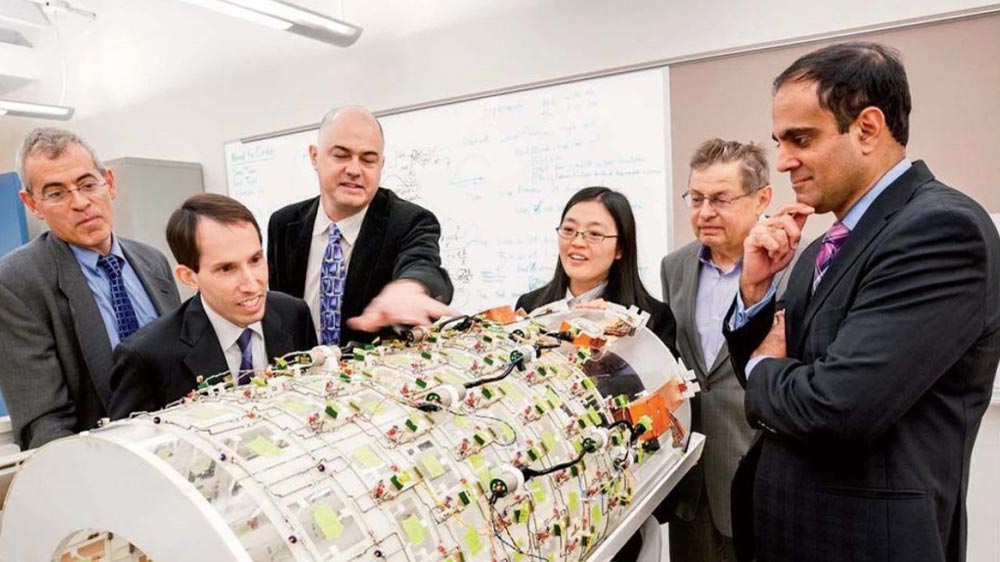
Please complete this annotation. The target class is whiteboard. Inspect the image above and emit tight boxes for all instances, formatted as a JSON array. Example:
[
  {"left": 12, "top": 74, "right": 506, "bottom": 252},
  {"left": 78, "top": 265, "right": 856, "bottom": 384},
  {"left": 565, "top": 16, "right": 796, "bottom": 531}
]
[{"left": 226, "top": 68, "right": 671, "bottom": 312}]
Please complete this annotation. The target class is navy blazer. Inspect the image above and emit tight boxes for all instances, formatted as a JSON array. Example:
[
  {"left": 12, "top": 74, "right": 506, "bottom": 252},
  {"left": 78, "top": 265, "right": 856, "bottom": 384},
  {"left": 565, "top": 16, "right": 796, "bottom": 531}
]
[
  {"left": 724, "top": 161, "right": 1000, "bottom": 562},
  {"left": 108, "top": 291, "right": 316, "bottom": 418}
]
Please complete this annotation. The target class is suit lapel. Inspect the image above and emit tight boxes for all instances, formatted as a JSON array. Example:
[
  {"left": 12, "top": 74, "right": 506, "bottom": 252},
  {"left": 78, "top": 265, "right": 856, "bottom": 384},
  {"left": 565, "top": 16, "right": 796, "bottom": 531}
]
[
  {"left": 285, "top": 197, "right": 319, "bottom": 298},
  {"left": 119, "top": 239, "right": 176, "bottom": 315},
  {"left": 799, "top": 161, "right": 930, "bottom": 339},
  {"left": 50, "top": 235, "right": 116, "bottom": 410},
  {"left": 677, "top": 247, "right": 710, "bottom": 377},
  {"left": 786, "top": 240, "right": 821, "bottom": 354},
  {"left": 261, "top": 297, "right": 294, "bottom": 364},
  {"left": 341, "top": 188, "right": 389, "bottom": 324},
  {"left": 180, "top": 296, "right": 229, "bottom": 384}
]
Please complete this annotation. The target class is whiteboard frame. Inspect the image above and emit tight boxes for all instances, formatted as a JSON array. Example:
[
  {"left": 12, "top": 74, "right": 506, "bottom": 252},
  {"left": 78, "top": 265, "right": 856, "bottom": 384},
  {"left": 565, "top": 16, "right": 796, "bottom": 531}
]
[{"left": 232, "top": 4, "right": 999, "bottom": 145}]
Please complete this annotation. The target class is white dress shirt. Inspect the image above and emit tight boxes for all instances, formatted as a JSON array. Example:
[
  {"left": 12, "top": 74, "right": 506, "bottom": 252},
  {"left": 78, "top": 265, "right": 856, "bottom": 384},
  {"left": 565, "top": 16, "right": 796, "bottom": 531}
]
[
  {"left": 565, "top": 281, "right": 608, "bottom": 307},
  {"left": 304, "top": 205, "right": 369, "bottom": 339},
  {"left": 202, "top": 295, "right": 267, "bottom": 379}
]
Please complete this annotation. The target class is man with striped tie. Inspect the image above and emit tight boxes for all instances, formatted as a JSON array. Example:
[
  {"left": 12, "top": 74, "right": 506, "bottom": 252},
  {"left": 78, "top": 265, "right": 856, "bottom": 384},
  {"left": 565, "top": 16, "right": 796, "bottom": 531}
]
[
  {"left": 723, "top": 42, "right": 1000, "bottom": 562},
  {"left": 267, "top": 106, "right": 456, "bottom": 347},
  {"left": 0, "top": 128, "right": 180, "bottom": 449},
  {"left": 108, "top": 194, "right": 316, "bottom": 419}
]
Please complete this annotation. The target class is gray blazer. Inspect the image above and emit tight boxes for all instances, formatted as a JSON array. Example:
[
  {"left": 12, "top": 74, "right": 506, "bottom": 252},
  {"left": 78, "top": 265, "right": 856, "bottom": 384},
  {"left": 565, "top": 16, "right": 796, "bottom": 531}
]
[
  {"left": 0, "top": 232, "right": 179, "bottom": 449},
  {"left": 661, "top": 241, "right": 752, "bottom": 537}
]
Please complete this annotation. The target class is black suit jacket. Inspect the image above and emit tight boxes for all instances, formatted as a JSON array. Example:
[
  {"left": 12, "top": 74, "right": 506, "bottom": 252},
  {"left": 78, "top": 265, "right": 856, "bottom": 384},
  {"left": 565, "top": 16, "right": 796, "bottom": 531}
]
[
  {"left": 267, "top": 188, "right": 453, "bottom": 344},
  {"left": 108, "top": 291, "right": 317, "bottom": 418},
  {"left": 724, "top": 161, "right": 1000, "bottom": 562}
]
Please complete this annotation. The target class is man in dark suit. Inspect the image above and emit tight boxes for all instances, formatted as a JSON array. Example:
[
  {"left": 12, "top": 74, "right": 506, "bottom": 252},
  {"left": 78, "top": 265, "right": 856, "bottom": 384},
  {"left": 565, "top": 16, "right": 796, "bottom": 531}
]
[
  {"left": 267, "top": 105, "right": 454, "bottom": 346},
  {"left": 724, "top": 42, "right": 1000, "bottom": 562},
  {"left": 109, "top": 194, "right": 316, "bottom": 418},
  {"left": 0, "top": 128, "right": 180, "bottom": 449},
  {"left": 661, "top": 139, "right": 773, "bottom": 561}
]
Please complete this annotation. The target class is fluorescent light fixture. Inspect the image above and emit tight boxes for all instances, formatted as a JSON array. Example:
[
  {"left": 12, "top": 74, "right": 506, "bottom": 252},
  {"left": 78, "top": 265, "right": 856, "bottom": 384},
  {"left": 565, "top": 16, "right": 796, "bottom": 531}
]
[
  {"left": 180, "top": 0, "right": 289, "bottom": 30},
  {"left": 180, "top": 0, "right": 362, "bottom": 46},
  {"left": 0, "top": 99, "right": 74, "bottom": 120}
]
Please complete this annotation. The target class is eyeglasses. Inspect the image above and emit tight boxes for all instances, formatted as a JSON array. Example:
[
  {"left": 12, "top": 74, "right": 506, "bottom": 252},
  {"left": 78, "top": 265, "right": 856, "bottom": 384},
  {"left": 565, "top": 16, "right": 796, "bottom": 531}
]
[
  {"left": 34, "top": 179, "right": 109, "bottom": 205},
  {"left": 555, "top": 226, "right": 618, "bottom": 244},
  {"left": 681, "top": 190, "right": 756, "bottom": 210}
]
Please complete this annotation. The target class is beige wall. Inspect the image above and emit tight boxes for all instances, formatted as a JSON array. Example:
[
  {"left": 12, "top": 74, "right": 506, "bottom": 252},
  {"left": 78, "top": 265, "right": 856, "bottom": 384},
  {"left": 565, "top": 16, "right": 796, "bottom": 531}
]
[{"left": 669, "top": 13, "right": 1000, "bottom": 246}]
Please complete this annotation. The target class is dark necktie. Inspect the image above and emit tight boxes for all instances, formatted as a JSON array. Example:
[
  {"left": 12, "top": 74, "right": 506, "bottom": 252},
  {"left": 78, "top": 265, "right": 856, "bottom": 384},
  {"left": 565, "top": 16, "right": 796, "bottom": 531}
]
[
  {"left": 813, "top": 221, "right": 851, "bottom": 291},
  {"left": 319, "top": 224, "right": 346, "bottom": 345},
  {"left": 96, "top": 254, "right": 140, "bottom": 341},
  {"left": 237, "top": 328, "right": 254, "bottom": 385}
]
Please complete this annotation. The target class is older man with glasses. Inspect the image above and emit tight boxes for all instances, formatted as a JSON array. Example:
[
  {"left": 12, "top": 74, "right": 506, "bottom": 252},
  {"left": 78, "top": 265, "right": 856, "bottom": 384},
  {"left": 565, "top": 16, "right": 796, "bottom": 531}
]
[
  {"left": 659, "top": 138, "right": 775, "bottom": 561},
  {"left": 0, "top": 127, "right": 179, "bottom": 449}
]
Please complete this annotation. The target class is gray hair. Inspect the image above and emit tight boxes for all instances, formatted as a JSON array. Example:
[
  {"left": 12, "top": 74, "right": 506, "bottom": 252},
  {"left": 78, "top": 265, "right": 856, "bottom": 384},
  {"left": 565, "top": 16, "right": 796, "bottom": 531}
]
[
  {"left": 689, "top": 138, "right": 769, "bottom": 193},
  {"left": 15, "top": 127, "right": 105, "bottom": 193}
]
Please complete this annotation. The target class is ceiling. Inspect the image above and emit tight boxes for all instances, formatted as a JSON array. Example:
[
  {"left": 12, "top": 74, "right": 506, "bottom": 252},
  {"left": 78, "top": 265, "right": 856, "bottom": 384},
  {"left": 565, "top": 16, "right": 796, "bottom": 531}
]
[{"left": 0, "top": 0, "right": 542, "bottom": 115}]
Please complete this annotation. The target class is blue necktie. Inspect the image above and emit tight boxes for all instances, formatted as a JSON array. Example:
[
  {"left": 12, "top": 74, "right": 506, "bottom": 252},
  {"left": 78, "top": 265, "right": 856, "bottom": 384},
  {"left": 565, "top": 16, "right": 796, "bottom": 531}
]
[
  {"left": 237, "top": 328, "right": 254, "bottom": 385},
  {"left": 96, "top": 254, "right": 140, "bottom": 341},
  {"left": 319, "top": 224, "right": 346, "bottom": 345}
]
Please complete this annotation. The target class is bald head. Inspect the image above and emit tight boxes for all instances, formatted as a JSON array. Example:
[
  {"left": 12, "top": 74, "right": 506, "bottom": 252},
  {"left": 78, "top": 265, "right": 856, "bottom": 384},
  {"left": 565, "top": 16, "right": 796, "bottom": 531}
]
[
  {"left": 310, "top": 105, "right": 386, "bottom": 222},
  {"left": 318, "top": 106, "right": 384, "bottom": 151}
]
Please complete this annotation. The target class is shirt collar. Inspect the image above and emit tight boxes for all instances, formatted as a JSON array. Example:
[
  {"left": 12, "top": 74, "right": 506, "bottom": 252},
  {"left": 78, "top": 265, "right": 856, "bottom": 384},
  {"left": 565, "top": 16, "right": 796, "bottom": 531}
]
[
  {"left": 697, "top": 244, "right": 741, "bottom": 274},
  {"left": 565, "top": 281, "right": 607, "bottom": 305},
  {"left": 840, "top": 157, "right": 912, "bottom": 231},
  {"left": 312, "top": 204, "right": 369, "bottom": 247},
  {"left": 69, "top": 234, "right": 125, "bottom": 273},
  {"left": 200, "top": 294, "right": 263, "bottom": 350}
]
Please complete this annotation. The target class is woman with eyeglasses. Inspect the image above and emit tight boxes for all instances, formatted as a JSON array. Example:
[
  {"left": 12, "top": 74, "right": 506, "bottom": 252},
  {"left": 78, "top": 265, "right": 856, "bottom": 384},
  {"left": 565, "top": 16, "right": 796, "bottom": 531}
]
[{"left": 515, "top": 186, "right": 678, "bottom": 357}]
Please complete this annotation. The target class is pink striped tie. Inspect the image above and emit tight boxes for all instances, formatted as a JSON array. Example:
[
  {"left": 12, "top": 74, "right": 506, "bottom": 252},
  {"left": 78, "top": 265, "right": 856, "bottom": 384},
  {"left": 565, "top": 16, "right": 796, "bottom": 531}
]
[{"left": 813, "top": 221, "right": 850, "bottom": 290}]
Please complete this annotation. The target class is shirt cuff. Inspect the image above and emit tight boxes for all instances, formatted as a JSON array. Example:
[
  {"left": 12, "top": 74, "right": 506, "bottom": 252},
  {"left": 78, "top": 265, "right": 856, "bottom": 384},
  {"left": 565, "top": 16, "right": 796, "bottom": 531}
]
[
  {"left": 728, "top": 281, "right": 778, "bottom": 331},
  {"left": 745, "top": 355, "right": 772, "bottom": 381}
]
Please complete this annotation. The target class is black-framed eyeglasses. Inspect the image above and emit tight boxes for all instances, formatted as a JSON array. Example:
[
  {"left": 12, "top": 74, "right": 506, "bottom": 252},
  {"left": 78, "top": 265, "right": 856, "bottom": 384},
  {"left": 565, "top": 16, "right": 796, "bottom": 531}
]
[
  {"left": 35, "top": 180, "right": 109, "bottom": 205},
  {"left": 555, "top": 226, "right": 618, "bottom": 244},
  {"left": 681, "top": 190, "right": 756, "bottom": 210}
]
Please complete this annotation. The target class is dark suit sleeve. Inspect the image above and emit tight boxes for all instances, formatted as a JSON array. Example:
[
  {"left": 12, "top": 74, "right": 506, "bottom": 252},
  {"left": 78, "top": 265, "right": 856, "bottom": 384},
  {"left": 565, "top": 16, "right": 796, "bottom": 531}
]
[
  {"left": 744, "top": 207, "right": 991, "bottom": 444},
  {"left": 299, "top": 301, "right": 318, "bottom": 349},
  {"left": 0, "top": 279, "right": 77, "bottom": 449},
  {"left": 723, "top": 295, "right": 778, "bottom": 387},
  {"left": 108, "top": 341, "right": 162, "bottom": 420},
  {"left": 393, "top": 208, "right": 454, "bottom": 303}
]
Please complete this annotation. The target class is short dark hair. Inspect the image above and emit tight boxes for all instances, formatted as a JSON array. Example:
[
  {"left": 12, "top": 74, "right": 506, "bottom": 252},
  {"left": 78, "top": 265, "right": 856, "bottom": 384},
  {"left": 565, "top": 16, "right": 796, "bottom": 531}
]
[
  {"left": 166, "top": 194, "right": 261, "bottom": 272},
  {"left": 773, "top": 41, "right": 911, "bottom": 146},
  {"left": 689, "top": 138, "right": 769, "bottom": 193},
  {"left": 537, "top": 186, "right": 655, "bottom": 311}
]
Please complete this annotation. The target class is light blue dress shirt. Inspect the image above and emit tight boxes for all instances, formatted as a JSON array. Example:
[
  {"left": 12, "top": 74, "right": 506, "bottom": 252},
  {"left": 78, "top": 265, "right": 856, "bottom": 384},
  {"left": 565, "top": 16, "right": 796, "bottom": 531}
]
[
  {"left": 737, "top": 158, "right": 913, "bottom": 377},
  {"left": 69, "top": 235, "right": 160, "bottom": 348},
  {"left": 696, "top": 245, "right": 742, "bottom": 370}
]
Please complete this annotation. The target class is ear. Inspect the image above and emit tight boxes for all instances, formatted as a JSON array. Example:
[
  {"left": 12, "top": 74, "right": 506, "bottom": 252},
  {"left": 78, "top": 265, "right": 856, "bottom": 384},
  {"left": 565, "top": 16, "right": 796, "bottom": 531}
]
[
  {"left": 104, "top": 168, "right": 117, "bottom": 201},
  {"left": 855, "top": 106, "right": 887, "bottom": 154},
  {"left": 309, "top": 144, "right": 319, "bottom": 170},
  {"left": 18, "top": 189, "right": 44, "bottom": 220},
  {"left": 754, "top": 185, "right": 773, "bottom": 215},
  {"left": 174, "top": 264, "right": 199, "bottom": 291}
]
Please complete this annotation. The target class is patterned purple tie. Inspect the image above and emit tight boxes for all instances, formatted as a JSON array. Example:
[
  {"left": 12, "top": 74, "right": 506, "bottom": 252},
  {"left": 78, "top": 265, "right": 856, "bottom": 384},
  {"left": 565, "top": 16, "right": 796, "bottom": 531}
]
[
  {"left": 813, "top": 221, "right": 850, "bottom": 291},
  {"left": 319, "top": 224, "right": 346, "bottom": 345}
]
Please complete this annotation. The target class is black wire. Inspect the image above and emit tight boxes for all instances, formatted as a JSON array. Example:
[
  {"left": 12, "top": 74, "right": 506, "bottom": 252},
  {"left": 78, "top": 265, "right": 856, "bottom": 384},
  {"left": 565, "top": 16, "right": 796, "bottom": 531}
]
[
  {"left": 438, "top": 315, "right": 475, "bottom": 332},
  {"left": 463, "top": 357, "right": 520, "bottom": 389},
  {"left": 520, "top": 434, "right": 600, "bottom": 481}
]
